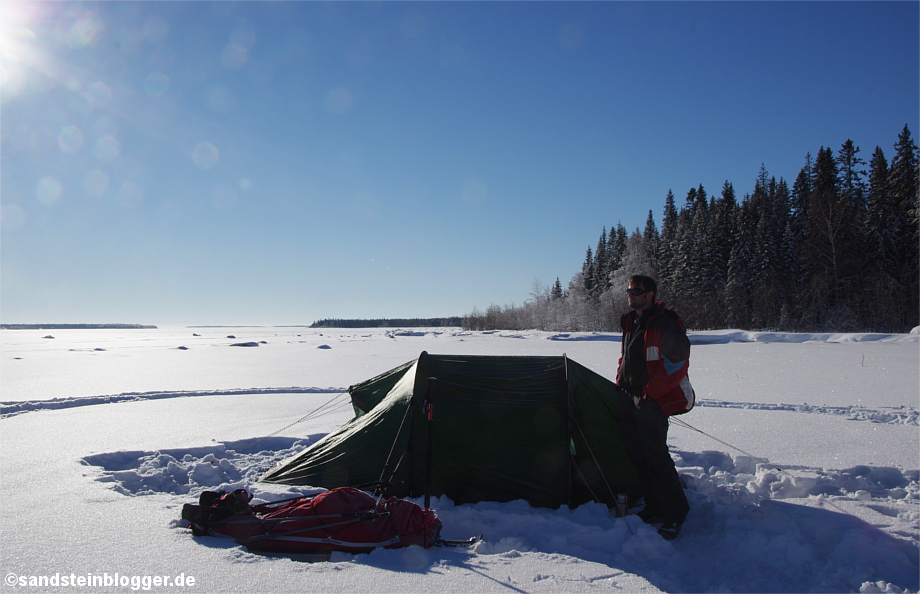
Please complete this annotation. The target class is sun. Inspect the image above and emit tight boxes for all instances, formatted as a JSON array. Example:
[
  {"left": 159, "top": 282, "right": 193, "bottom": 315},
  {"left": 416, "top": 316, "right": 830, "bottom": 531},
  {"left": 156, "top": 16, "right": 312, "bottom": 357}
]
[
  {"left": 0, "top": 2, "right": 35, "bottom": 91},
  {"left": 0, "top": 1, "right": 41, "bottom": 96},
  {"left": 0, "top": 1, "right": 39, "bottom": 52}
]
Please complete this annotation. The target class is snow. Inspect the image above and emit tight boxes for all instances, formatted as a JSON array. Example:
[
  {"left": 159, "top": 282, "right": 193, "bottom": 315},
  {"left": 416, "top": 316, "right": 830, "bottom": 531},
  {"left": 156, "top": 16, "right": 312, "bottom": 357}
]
[{"left": 1, "top": 326, "right": 918, "bottom": 593}]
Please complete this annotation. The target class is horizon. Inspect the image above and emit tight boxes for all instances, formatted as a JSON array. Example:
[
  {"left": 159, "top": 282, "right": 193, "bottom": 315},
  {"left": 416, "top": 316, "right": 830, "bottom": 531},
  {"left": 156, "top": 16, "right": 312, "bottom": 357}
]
[
  {"left": 2, "top": 1, "right": 917, "bottom": 325},
  {"left": 0, "top": 317, "right": 465, "bottom": 327},
  {"left": 3, "top": 322, "right": 918, "bottom": 336}
]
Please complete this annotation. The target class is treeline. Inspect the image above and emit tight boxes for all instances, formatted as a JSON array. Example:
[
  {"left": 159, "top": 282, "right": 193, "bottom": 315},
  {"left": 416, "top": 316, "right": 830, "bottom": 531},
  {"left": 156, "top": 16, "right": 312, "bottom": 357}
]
[
  {"left": 0, "top": 323, "right": 157, "bottom": 330},
  {"left": 310, "top": 317, "right": 463, "bottom": 328},
  {"left": 464, "top": 125, "right": 919, "bottom": 333}
]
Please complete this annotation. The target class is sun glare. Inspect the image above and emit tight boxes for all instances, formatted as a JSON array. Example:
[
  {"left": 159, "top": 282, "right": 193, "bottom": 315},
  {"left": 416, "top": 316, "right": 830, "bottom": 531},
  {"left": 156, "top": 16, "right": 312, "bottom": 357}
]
[
  {"left": 0, "top": 2, "right": 40, "bottom": 96},
  {"left": 0, "top": 2, "right": 38, "bottom": 53},
  {"left": 0, "top": 3, "right": 111, "bottom": 103}
]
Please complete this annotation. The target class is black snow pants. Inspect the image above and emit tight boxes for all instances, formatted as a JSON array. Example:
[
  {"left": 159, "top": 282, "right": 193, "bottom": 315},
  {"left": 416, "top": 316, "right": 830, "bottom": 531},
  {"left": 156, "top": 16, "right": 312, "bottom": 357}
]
[{"left": 617, "top": 389, "right": 690, "bottom": 523}]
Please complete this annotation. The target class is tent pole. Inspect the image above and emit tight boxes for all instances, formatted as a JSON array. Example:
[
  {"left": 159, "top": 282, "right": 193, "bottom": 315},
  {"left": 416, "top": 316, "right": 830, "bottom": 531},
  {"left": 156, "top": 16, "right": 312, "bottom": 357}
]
[{"left": 421, "top": 377, "right": 437, "bottom": 547}]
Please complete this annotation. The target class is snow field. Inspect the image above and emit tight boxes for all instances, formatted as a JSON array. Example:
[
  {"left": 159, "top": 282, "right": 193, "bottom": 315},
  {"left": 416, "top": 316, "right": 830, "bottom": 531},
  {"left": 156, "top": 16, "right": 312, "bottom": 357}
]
[{"left": 1, "top": 326, "right": 917, "bottom": 593}]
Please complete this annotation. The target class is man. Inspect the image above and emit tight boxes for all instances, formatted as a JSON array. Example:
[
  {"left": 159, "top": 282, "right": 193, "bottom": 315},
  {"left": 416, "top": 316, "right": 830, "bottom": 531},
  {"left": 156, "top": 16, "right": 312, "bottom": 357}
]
[{"left": 616, "top": 275, "right": 693, "bottom": 540}]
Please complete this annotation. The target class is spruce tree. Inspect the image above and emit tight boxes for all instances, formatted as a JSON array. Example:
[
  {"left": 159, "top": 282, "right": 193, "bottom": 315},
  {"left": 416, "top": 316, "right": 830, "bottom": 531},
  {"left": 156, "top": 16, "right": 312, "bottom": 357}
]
[
  {"left": 687, "top": 186, "right": 711, "bottom": 323},
  {"left": 643, "top": 210, "right": 660, "bottom": 272},
  {"left": 608, "top": 223, "right": 628, "bottom": 273},
  {"left": 865, "top": 147, "right": 895, "bottom": 269},
  {"left": 836, "top": 140, "right": 868, "bottom": 213},
  {"left": 863, "top": 146, "right": 902, "bottom": 328},
  {"left": 890, "top": 125, "right": 919, "bottom": 232},
  {"left": 701, "top": 181, "right": 737, "bottom": 328},
  {"left": 747, "top": 170, "right": 786, "bottom": 328},
  {"left": 582, "top": 247, "right": 596, "bottom": 299},
  {"left": 806, "top": 146, "right": 859, "bottom": 326},
  {"left": 772, "top": 179, "right": 796, "bottom": 324},
  {"left": 551, "top": 278, "right": 564, "bottom": 301},
  {"left": 594, "top": 228, "right": 610, "bottom": 292},
  {"left": 659, "top": 191, "right": 679, "bottom": 299},
  {"left": 790, "top": 154, "right": 813, "bottom": 244},
  {"left": 779, "top": 220, "right": 800, "bottom": 329},
  {"left": 725, "top": 202, "right": 755, "bottom": 328},
  {"left": 667, "top": 187, "right": 699, "bottom": 314},
  {"left": 788, "top": 154, "right": 815, "bottom": 325},
  {"left": 888, "top": 125, "right": 920, "bottom": 328}
]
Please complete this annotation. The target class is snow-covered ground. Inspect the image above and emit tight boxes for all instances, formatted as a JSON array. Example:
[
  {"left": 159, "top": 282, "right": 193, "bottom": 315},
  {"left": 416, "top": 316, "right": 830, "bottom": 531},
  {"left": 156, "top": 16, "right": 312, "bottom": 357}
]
[{"left": 1, "top": 326, "right": 918, "bottom": 593}]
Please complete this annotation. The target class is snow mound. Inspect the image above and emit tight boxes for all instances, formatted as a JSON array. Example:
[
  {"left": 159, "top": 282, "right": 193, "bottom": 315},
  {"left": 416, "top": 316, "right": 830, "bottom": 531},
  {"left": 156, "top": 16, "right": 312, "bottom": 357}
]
[
  {"left": 81, "top": 437, "right": 321, "bottom": 498},
  {"left": 548, "top": 333, "right": 618, "bottom": 342}
]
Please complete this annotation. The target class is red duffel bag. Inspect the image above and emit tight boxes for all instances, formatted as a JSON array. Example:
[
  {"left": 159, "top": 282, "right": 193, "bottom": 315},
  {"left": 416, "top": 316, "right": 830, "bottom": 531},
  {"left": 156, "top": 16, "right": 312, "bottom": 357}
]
[{"left": 182, "top": 487, "right": 442, "bottom": 553}]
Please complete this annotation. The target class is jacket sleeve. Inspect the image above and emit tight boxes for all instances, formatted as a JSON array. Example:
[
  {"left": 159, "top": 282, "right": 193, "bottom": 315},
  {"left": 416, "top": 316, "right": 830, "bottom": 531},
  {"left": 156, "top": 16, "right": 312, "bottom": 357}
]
[
  {"left": 615, "top": 313, "right": 629, "bottom": 387},
  {"left": 643, "top": 314, "right": 690, "bottom": 403}
]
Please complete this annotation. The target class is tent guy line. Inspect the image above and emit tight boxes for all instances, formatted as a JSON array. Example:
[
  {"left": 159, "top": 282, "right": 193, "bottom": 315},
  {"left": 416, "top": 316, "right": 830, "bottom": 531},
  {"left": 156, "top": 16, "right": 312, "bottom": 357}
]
[
  {"left": 235, "top": 391, "right": 352, "bottom": 454},
  {"left": 671, "top": 417, "right": 783, "bottom": 473},
  {"left": 670, "top": 416, "right": 868, "bottom": 523}
]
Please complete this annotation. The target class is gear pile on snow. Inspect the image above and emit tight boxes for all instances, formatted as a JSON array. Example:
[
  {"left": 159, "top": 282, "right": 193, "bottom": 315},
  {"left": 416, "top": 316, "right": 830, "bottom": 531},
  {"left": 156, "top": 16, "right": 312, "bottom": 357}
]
[{"left": 182, "top": 487, "right": 442, "bottom": 553}]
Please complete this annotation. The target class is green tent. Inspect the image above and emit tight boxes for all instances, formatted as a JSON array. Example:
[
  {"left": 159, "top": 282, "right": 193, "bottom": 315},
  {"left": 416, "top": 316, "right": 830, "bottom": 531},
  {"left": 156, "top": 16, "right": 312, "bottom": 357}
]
[{"left": 260, "top": 352, "right": 640, "bottom": 509}]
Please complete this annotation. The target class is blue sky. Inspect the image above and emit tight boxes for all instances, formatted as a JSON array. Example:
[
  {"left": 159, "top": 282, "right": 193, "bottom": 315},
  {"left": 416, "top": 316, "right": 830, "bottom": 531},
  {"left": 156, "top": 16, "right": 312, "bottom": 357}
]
[{"left": 1, "top": 1, "right": 917, "bottom": 325}]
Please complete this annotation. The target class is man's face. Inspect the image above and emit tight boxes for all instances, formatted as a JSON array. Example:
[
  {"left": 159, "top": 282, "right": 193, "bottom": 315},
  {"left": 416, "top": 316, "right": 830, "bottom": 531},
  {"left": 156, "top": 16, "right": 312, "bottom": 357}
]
[{"left": 626, "top": 282, "right": 654, "bottom": 312}]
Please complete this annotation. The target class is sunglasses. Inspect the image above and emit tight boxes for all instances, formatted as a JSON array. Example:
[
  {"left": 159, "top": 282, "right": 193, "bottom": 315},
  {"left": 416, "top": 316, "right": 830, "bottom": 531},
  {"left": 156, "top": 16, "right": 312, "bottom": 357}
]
[{"left": 625, "top": 287, "right": 649, "bottom": 296}]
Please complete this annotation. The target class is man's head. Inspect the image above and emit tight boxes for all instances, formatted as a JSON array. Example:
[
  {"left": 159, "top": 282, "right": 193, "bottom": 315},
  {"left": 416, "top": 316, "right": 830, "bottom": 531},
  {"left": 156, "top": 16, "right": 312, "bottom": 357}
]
[{"left": 626, "top": 275, "right": 657, "bottom": 312}]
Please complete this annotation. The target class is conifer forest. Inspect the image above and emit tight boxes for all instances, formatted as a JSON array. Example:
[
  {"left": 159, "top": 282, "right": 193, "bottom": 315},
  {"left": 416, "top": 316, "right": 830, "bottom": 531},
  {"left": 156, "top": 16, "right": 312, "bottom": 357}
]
[{"left": 464, "top": 126, "right": 919, "bottom": 333}]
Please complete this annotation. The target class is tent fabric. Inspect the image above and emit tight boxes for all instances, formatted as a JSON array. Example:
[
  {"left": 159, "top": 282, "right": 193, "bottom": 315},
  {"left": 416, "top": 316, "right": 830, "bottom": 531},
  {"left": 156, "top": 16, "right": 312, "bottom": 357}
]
[{"left": 260, "top": 352, "right": 641, "bottom": 509}]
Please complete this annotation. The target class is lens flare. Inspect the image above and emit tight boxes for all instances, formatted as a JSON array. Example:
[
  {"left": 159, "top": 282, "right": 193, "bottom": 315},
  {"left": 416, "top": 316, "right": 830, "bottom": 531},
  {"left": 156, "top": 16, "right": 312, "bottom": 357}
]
[
  {"left": 66, "top": 16, "right": 101, "bottom": 49},
  {"left": 94, "top": 136, "right": 119, "bottom": 162},
  {"left": 143, "top": 71, "right": 169, "bottom": 96},
  {"left": 36, "top": 176, "right": 62, "bottom": 204},
  {"left": 68, "top": 92, "right": 93, "bottom": 117},
  {"left": 192, "top": 142, "right": 219, "bottom": 168},
  {"left": 86, "top": 81, "right": 111, "bottom": 107},
  {"left": 58, "top": 125, "right": 83, "bottom": 152}
]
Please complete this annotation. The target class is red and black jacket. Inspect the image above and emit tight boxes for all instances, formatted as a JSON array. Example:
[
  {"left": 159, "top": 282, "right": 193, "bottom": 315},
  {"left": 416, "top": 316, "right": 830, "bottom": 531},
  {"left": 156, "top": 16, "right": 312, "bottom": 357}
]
[{"left": 616, "top": 302, "right": 695, "bottom": 417}]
